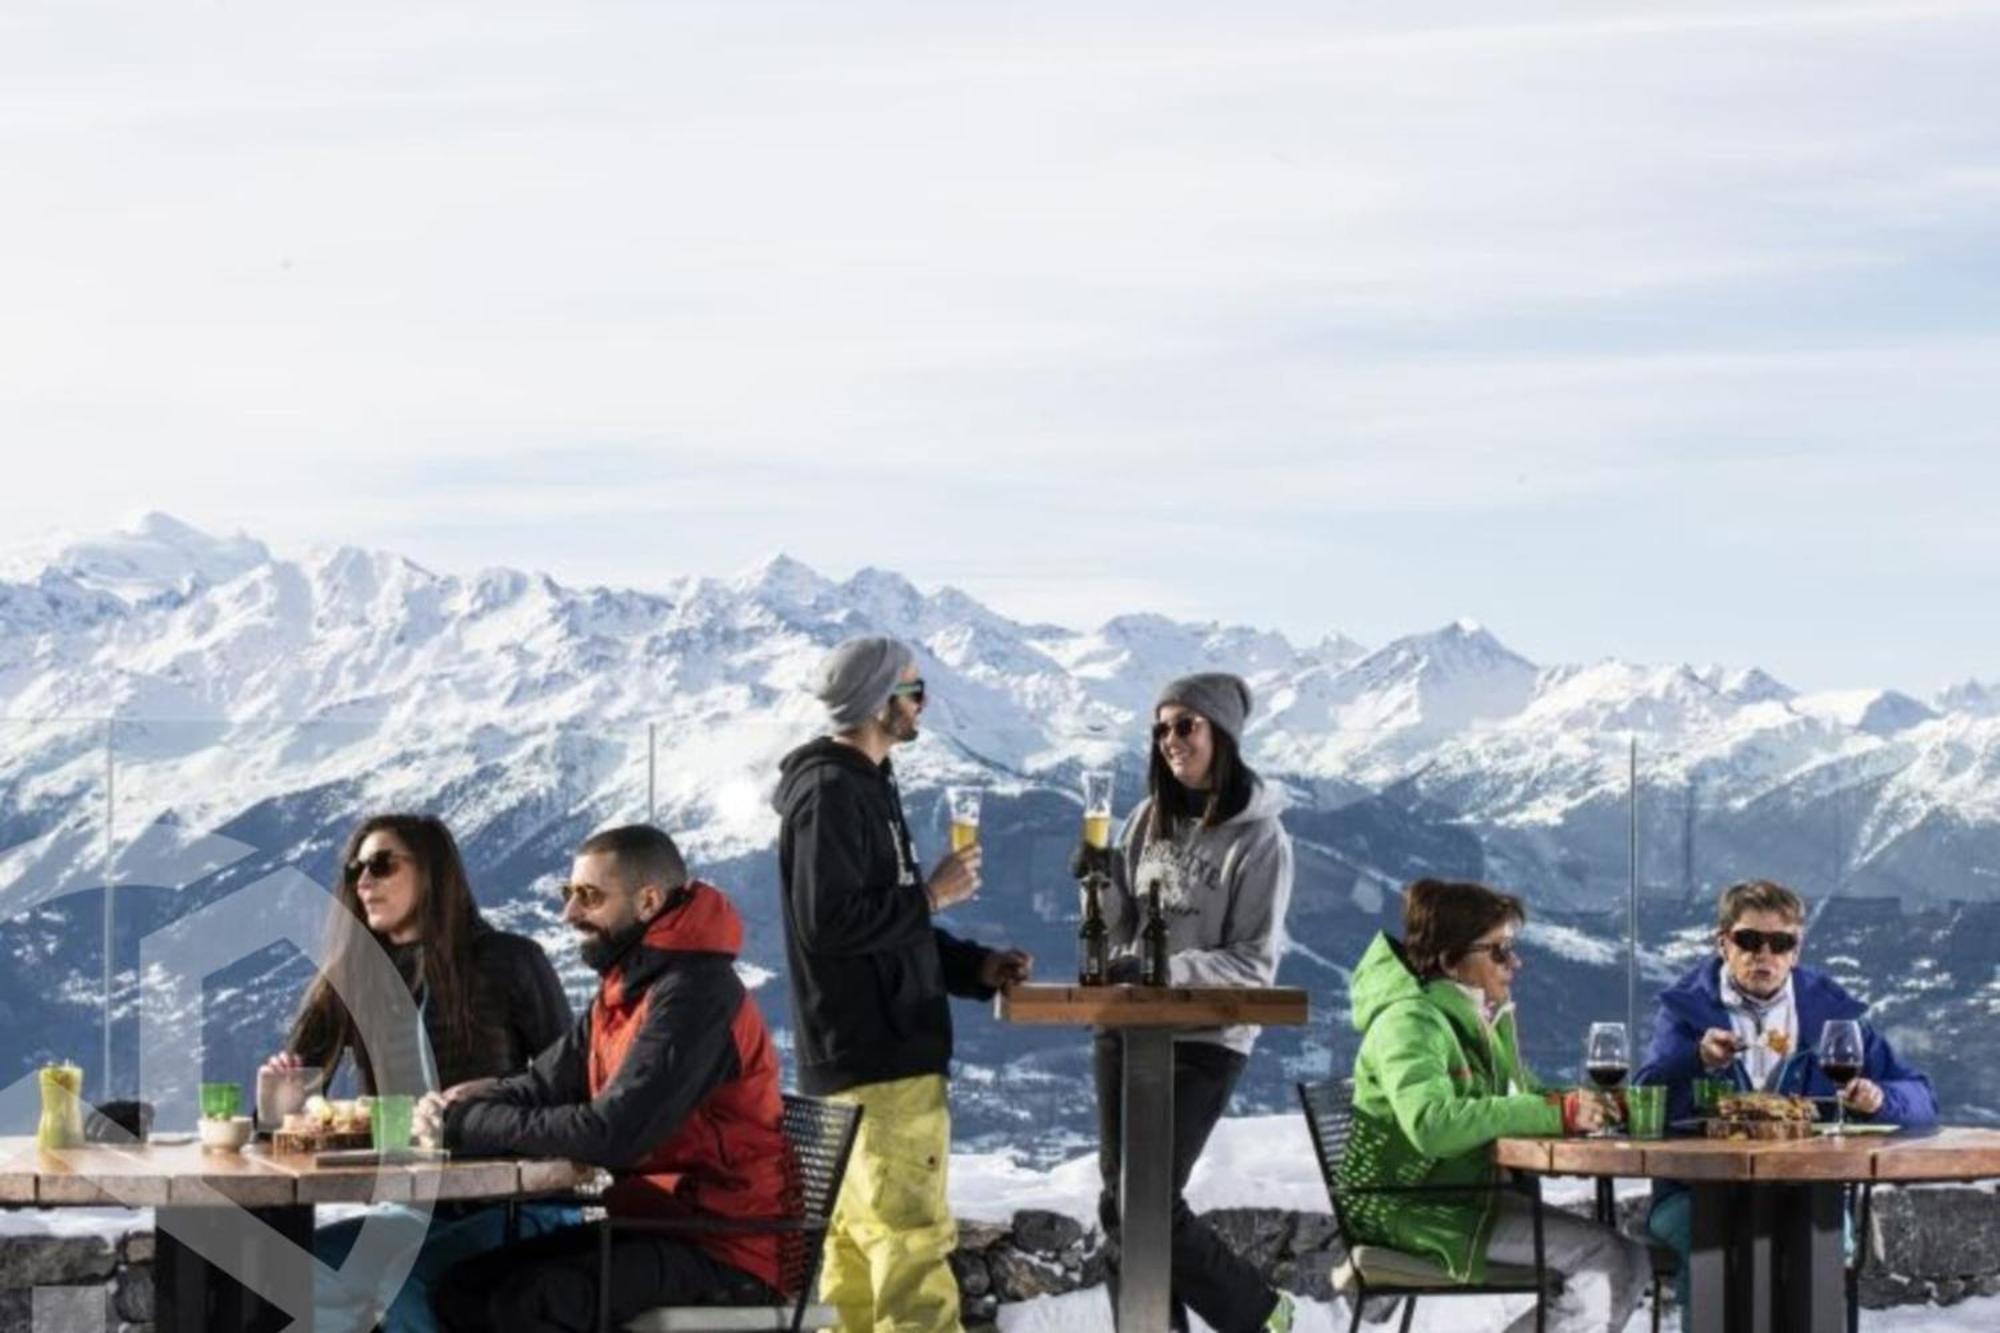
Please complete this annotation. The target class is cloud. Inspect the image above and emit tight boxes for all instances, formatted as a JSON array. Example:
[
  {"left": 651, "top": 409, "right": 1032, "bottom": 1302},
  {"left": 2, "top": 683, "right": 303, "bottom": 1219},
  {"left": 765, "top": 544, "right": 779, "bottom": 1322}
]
[{"left": 2, "top": 1, "right": 1999, "bottom": 686}]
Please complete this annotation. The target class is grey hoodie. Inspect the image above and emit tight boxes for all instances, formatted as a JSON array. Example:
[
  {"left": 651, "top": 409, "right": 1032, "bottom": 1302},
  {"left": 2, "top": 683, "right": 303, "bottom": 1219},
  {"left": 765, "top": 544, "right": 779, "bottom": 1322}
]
[{"left": 1101, "top": 778, "right": 1294, "bottom": 1055}]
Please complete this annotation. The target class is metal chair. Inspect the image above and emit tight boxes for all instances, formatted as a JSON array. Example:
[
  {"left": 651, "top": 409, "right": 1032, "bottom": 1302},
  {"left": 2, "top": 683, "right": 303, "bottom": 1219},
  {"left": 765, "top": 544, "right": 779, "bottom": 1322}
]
[
  {"left": 586, "top": 1093, "right": 863, "bottom": 1333},
  {"left": 1298, "top": 1079, "right": 1558, "bottom": 1333}
]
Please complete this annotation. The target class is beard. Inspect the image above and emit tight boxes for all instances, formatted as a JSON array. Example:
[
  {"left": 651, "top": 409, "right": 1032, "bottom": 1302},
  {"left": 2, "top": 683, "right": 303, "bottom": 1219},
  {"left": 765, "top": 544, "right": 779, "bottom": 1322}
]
[
  {"left": 880, "top": 699, "right": 920, "bottom": 743},
  {"left": 577, "top": 918, "right": 648, "bottom": 975}
]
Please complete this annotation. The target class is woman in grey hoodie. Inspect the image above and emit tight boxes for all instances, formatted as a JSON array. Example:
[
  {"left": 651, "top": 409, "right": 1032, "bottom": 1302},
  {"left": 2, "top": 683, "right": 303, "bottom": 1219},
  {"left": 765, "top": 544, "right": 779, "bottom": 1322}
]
[{"left": 1090, "top": 672, "right": 1297, "bottom": 1333}]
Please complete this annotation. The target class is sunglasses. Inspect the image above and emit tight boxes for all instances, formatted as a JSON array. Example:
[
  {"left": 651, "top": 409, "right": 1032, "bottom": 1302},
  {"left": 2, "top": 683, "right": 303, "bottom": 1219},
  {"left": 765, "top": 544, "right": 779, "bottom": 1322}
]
[
  {"left": 557, "top": 881, "right": 610, "bottom": 910},
  {"left": 344, "top": 850, "right": 409, "bottom": 884},
  {"left": 889, "top": 680, "right": 926, "bottom": 706},
  {"left": 1152, "top": 716, "right": 1205, "bottom": 743},
  {"left": 1727, "top": 928, "right": 1799, "bottom": 956},
  {"left": 1465, "top": 940, "right": 1519, "bottom": 965}
]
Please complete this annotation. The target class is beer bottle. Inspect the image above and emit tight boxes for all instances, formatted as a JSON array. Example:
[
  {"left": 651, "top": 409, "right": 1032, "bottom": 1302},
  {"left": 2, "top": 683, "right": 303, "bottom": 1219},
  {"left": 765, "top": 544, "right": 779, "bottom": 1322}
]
[
  {"left": 1078, "top": 874, "right": 1109, "bottom": 986},
  {"left": 1141, "top": 882, "right": 1170, "bottom": 987}
]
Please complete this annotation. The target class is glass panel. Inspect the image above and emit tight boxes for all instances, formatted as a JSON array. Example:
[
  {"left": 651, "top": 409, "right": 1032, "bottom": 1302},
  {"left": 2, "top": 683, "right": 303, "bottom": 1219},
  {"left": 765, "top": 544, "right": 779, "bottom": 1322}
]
[
  {"left": 103, "top": 716, "right": 649, "bottom": 1124},
  {"left": 1639, "top": 723, "right": 2000, "bottom": 1118},
  {"left": 0, "top": 718, "right": 113, "bottom": 1122},
  {"left": 883, "top": 726, "right": 1648, "bottom": 1152}
]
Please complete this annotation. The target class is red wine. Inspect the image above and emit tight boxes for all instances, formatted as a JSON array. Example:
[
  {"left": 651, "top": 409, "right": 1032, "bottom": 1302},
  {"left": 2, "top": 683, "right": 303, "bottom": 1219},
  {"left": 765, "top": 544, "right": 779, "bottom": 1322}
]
[
  {"left": 1822, "top": 1061, "right": 1862, "bottom": 1088},
  {"left": 1586, "top": 1063, "right": 1628, "bottom": 1089}
]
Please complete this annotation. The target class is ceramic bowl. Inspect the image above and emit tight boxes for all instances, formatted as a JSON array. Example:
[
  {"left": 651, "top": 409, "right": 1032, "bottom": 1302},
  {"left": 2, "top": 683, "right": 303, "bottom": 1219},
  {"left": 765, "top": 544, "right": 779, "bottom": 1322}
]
[{"left": 199, "top": 1114, "right": 254, "bottom": 1152}]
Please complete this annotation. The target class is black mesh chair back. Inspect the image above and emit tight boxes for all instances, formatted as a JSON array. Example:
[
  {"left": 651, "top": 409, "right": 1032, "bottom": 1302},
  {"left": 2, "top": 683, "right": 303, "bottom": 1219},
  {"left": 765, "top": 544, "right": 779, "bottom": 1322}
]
[
  {"left": 776, "top": 1092, "right": 863, "bottom": 1303},
  {"left": 1298, "top": 1078, "right": 1361, "bottom": 1249},
  {"left": 1297, "top": 1078, "right": 1559, "bottom": 1333}
]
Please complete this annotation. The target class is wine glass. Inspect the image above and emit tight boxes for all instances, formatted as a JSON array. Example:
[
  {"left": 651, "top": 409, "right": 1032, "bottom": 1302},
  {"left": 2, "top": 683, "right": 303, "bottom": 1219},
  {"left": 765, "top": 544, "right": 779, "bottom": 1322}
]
[
  {"left": 1819, "top": 1019, "right": 1865, "bottom": 1135},
  {"left": 1584, "top": 1022, "right": 1631, "bottom": 1136}
]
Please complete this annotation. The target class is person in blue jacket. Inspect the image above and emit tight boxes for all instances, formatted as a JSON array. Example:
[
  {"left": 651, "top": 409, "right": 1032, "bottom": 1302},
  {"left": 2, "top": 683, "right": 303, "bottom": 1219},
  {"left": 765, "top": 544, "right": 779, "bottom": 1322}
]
[{"left": 1636, "top": 878, "right": 1938, "bottom": 1327}]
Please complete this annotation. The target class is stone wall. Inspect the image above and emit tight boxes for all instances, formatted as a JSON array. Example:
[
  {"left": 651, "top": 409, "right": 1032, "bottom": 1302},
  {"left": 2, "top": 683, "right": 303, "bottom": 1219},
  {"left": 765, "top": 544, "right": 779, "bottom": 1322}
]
[
  {"left": 0, "top": 1222, "right": 151, "bottom": 1333},
  {"left": 5, "top": 1185, "right": 1998, "bottom": 1328},
  {"left": 944, "top": 1187, "right": 2000, "bottom": 1328}
]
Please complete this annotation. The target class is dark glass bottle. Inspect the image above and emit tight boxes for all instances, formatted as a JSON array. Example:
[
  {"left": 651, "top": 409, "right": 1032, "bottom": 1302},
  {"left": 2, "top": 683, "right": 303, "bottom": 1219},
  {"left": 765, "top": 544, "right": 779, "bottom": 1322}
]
[
  {"left": 1078, "top": 874, "right": 1109, "bottom": 986},
  {"left": 1141, "top": 882, "right": 1170, "bottom": 987}
]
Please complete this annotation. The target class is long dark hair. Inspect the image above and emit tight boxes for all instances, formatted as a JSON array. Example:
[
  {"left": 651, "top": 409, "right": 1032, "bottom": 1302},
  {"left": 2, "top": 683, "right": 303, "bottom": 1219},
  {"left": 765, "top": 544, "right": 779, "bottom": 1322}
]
[
  {"left": 1146, "top": 715, "right": 1257, "bottom": 843},
  {"left": 287, "top": 814, "right": 485, "bottom": 1085}
]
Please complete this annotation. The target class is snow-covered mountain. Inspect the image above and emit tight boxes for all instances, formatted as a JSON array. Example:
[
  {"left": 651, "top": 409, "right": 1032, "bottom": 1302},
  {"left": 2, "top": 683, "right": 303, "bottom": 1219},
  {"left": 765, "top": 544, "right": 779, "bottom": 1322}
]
[
  {"left": 4, "top": 513, "right": 1996, "bottom": 899},
  {"left": 3, "top": 515, "right": 1997, "bottom": 1139}
]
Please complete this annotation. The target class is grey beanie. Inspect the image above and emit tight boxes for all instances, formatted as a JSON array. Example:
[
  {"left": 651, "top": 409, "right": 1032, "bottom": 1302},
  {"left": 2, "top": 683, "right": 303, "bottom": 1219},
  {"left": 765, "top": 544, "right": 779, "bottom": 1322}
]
[
  {"left": 815, "top": 636, "right": 916, "bottom": 729},
  {"left": 1155, "top": 672, "right": 1254, "bottom": 744}
]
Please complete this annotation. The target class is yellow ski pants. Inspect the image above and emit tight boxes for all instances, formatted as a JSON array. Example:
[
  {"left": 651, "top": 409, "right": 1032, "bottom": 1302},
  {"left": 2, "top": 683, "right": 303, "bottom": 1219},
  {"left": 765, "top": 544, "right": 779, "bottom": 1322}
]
[{"left": 819, "top": 1073, "right": 962, "bottom": 1333}]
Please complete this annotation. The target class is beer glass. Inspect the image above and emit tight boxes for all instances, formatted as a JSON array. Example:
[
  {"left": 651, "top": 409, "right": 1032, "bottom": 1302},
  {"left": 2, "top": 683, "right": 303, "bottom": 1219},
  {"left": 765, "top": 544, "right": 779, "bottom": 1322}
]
[
  {"left": 1081, "top": 770, "right": 1114, "bottom": 852},
  {"left": 946, "top": 786, "right": 981, "bottom": 853}
]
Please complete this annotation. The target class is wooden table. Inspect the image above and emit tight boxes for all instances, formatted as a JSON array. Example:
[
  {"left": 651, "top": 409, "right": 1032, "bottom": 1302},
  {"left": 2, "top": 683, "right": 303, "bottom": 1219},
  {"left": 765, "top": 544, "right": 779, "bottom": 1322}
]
[
  {"left": 998, "top": 983, "right": 1309, "bottom": 1332},
  {"left": 0, "top": 1137, "right": 591, "bottom": 1332},
  {"left": 1494, "top": 1127, "right": 2000, "bottom": 1332}
]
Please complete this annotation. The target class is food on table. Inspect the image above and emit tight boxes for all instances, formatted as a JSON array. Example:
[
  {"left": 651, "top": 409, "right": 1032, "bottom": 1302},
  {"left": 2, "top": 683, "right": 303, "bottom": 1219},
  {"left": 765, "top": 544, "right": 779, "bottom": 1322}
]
[
  {"left": 274, "top": 1095, "right": 374, "bottom": 1153},
  {"left": 1706, "top": 1091, "right": 1817, "bottom": 1140}
]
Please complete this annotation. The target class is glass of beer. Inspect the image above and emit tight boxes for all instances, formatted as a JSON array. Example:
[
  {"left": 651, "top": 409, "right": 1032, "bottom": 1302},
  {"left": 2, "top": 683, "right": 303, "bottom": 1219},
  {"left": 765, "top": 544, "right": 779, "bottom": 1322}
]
[
  {"left": 946, "top": 786, "right": 981, "bottom": 853},
  {"left": 1082, "top": 770, "right": 1114, "bottom": 852}
]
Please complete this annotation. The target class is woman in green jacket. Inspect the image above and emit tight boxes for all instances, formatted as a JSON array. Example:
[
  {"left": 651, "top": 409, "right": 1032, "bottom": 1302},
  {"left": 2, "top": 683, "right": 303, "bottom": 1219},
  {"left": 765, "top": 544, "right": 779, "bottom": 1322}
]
[{"left": 1340, "top": 878, "right": 1650, "bottom": 1333}]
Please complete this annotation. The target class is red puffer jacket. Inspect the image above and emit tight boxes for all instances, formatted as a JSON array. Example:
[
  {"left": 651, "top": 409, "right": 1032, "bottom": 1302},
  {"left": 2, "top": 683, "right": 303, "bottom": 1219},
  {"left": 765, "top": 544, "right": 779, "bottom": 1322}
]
[{"left": 450, "top": 881, "right": 788, "bottom": 1292}]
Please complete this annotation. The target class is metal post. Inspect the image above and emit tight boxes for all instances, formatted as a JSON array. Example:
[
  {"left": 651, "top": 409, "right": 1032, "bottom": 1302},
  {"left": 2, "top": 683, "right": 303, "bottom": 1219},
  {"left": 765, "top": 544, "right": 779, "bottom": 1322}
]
[
  {"left": 103, "top": 718, "right": 116, "bottom": 1099},
  {"left": 1118, "top": 1027, "right": 1175, "bottom": 1332},
  {"left": 1628, "top": 735, "right": 1639, "bottom": 1041}
]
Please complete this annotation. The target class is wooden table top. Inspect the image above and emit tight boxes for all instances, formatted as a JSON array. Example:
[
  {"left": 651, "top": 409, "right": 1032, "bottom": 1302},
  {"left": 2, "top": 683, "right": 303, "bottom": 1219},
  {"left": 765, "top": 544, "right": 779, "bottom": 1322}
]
[
  {"left": 0, "top": 1137, "right": 592, "bottom": 1209},
  {"left": 1494, "top": 1127, "right": 2000, "bottom": 1184},
  {"left": 996, "top": 982, "right": 1310, "bottom": 1028}
]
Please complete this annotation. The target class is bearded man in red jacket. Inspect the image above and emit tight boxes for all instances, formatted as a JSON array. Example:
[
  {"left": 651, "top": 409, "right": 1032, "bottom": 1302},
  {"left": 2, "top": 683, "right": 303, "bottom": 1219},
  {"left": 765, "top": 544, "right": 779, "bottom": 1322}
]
[{"left": 428, "top": 825, "right": 787, "bottom": 1332}]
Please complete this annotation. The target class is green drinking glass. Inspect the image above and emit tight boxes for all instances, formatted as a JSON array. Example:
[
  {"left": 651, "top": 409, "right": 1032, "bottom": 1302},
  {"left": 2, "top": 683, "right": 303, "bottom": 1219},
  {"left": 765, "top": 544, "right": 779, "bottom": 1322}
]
[
  {"left": 370, "top": 1094, "right": 415, "bottom": 1153},
  {"left": 1693, "top": 1077, "right": 1731, "bottom": 1115},
  {"left": 1627, "top": 1084, "right": 1667, "bottom": 1139},
  {"left": 199, "top": 1081, "right": 242, "bottom": 1120}
]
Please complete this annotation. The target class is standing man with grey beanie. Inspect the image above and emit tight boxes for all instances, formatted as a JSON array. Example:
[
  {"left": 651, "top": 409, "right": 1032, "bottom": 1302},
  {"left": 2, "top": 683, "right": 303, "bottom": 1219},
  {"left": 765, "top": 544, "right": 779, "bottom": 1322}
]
[
  {"left": 1084, "top": 670, "right": 1299, "bottom": 1333},
  {"left": 774, "top": 635, "right": 1033, "bottom": 1333}
]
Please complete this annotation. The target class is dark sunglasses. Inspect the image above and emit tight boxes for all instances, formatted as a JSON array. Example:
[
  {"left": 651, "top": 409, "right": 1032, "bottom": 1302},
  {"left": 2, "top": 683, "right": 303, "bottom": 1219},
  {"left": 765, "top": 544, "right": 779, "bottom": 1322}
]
[
  {"left": 890, "top": 679, "right": 926, "bottom": 706},
  {"left": 1727, "top": 928, "right": 1799, "bottom": 956},
  {"left": 343, "top": 850, "right": 409, "bottom": 884},
  {"left": 1152, "top": 716, "right": 1205, "bottom": 743},
  {"left": 1464, "top": 940, "right": 1519, "bottom": 965},
  {"left": 557, "top": 881, "right": 610, "bottom": 910}
]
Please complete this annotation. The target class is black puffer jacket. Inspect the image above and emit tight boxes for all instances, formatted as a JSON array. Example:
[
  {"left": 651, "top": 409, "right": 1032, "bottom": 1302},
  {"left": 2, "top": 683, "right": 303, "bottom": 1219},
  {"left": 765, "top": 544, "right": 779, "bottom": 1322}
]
[
  {"left": 774, "top": 738, "right": 994, "bottom": 1095},
  {"left": 293, "top": 921, "right": 573, "bottom": 1095}
]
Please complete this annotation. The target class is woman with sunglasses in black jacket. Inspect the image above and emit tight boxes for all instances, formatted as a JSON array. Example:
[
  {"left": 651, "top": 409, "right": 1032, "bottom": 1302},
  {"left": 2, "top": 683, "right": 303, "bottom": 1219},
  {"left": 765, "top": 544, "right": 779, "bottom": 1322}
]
[{"left": 262, "top": 812, "right": 573, "bottom": 1333}]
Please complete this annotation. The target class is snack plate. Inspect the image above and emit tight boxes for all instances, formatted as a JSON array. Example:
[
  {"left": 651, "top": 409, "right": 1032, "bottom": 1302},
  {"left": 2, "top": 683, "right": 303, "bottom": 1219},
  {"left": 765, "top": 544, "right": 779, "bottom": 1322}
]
[{"left": 1811, "top": 1122, "right": 1899, "bottom": 1136}]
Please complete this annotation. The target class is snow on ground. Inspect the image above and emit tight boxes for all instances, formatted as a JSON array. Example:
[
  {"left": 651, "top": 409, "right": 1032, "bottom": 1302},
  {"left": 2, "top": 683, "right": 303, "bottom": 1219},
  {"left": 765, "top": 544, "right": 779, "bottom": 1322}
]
[
  {"left": 952, "top": 1114, "right": 1642, "bottom": 1224},
  {"left": 958, "top": 1115, "right": 1996, "bottom": 1332},
  {"left": 995, "top": 1288, "right": 2000, "bottom": 1333},
  {"left": 0, "top": 1206, "right": 149, "bottom": 1240}
]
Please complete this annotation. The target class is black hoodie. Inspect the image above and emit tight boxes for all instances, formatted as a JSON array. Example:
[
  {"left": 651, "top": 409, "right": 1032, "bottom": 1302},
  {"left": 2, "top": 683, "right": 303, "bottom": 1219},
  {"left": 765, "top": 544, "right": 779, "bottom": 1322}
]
[{"left": 774, "top": 737, "right": 995, "bottom": 1094}]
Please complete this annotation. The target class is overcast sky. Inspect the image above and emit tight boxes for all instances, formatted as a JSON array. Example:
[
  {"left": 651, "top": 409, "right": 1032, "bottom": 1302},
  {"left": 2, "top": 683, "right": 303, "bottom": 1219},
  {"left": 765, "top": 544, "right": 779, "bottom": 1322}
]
[{"left": 4, "top": 1, "right": 1998, "bottom": 692}]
